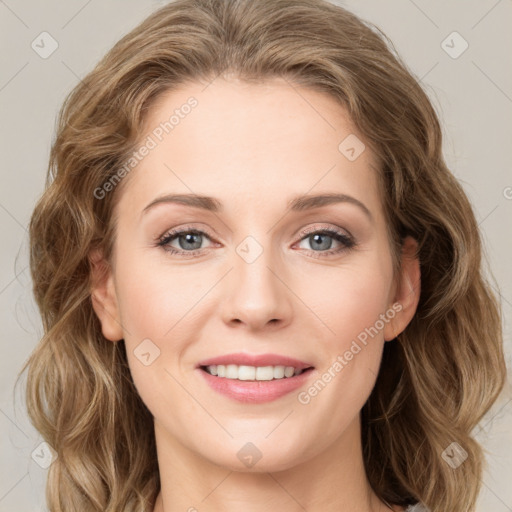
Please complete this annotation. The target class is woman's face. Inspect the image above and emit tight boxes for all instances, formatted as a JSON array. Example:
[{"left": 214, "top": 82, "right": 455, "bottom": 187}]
[{"left": 92, "top": 77, "right": 419, "bottom": 472}]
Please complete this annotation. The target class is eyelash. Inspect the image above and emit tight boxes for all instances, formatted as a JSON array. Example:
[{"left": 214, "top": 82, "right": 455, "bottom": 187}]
[{"left": 156, "top": 224, "right": 356, "bottom": 259}]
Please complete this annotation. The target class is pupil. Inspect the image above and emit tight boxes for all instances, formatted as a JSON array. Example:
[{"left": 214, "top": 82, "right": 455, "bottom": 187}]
[
  {"left": 311, "top": 233, "right": 332, "bottom": 251},
  {"left": 180, "top": 232, "right": 202, "bottom": 250}
]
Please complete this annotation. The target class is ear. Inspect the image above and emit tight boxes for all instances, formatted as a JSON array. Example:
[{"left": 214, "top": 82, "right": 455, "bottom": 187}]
[
  {"left": 384, "top": 236, "right": 421, "bottom": 341},
  {"left": 89, "top": 248, "right": 124, "bottom": 342}
]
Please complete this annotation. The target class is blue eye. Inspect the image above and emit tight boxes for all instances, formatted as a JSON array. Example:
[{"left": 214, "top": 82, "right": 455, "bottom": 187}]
[
  {"left": 157, "top": 226, "right": 356, "bottom": 258},
  {"left": 296, "top": 229, "right": 355, "bottom": 257},
  {"left": 158, "top": 228, "right": 213, "bottom": 256}
]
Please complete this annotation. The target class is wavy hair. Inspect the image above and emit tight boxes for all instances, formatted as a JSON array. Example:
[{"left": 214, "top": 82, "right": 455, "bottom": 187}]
[{"left": 18, "top": 0, "right": 507, "bottom": 510}]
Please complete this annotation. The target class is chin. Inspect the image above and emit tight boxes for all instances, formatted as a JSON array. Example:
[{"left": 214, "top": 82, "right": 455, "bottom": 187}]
[{"left": 202, "top": 440, "right": 309, "bottom": 474}]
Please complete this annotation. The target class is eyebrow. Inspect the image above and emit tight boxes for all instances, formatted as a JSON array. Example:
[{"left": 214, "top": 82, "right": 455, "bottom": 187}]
[
  {"left": 287, "top": 193, "right": 372, "bottom": 220},
  {"left": 142, "top": 194, "right": 222, "bottom": 214},
  {"left": 142, "top": 192, "right": 372, "bottom": 220}
]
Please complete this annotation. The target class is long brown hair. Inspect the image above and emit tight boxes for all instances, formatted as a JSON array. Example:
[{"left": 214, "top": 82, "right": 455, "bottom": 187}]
[{"left": 18, "top": 0, "right": 507, "bottom": 510}]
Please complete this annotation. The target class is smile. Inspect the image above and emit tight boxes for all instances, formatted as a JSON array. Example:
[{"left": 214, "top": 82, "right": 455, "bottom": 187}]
[{"left": 201, "top": 364, "right": 309, "bottom": 380}]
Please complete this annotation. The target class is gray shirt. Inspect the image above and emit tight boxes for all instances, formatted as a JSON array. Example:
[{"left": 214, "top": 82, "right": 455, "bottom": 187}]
[{"left": 405, "top": 504, "right": 429, "bottom": 512}]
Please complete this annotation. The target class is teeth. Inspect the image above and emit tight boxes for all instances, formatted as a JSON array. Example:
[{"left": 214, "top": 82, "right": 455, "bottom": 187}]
[{"left": 204, "top": 364, "right": 306, "bottom": 381}]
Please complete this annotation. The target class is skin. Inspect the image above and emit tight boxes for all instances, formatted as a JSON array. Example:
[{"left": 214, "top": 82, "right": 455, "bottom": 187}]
[{"left": 91, "top": 77, "right": 420, "bottom": 512}]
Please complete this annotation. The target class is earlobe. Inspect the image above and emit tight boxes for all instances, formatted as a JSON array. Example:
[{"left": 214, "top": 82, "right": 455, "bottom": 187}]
[
  {"left": 89, "top": 249, "right": 124, "bottom": 342},
  {"left": 384, "top": 236, "right": 421, "bottom": 341}
]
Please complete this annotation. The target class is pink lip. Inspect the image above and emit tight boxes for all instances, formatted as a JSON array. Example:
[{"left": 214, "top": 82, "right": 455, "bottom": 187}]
[
  {"left": 196, "top": 366, "right": 316, "bottom": 403},
  {"left": 195, "top": 352, "right": 316, "bottom": 404},
  {"left": 197, "top": 352, "right": 314, "bottom": 370}
]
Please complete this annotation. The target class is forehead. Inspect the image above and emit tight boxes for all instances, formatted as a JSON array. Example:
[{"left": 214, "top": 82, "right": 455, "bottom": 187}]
[{"left": 118, "top": 77, "right": 383, "bottom": 219}]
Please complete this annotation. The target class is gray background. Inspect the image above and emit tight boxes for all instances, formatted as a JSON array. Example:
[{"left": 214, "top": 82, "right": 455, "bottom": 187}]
[{"left": 1, "top": 0, "right": 511, "bottom": 510}]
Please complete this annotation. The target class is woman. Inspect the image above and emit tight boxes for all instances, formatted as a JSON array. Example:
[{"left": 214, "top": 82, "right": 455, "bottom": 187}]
[{"left": 19, "top": 0, "right": 507, "bottom": 511}]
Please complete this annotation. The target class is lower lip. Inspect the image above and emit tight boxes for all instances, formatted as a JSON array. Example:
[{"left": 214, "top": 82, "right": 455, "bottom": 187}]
[{"left": 196, "top": 367, "right": 315, "bottom": 403}]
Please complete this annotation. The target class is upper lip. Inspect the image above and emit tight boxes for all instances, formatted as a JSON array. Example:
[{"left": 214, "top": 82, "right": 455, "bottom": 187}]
[{"left": 197, "top": 352, "right": 314, "bottom": 370}]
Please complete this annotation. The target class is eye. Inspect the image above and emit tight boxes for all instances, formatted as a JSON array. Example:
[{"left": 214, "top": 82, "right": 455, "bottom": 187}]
[
  {"left": 156, "top": 224, "right": 356, "bottom": 259},
  {"left": 157, "top": 227, "right": 214, "bottom": 257},
  {"left": 295, "top": 227, "right": 356, "bottom": 258}
]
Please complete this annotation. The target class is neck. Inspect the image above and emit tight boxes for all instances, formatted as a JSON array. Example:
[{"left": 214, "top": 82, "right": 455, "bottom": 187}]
[{"left": 152, "top": 415, "right": 397, "bottom": 512}]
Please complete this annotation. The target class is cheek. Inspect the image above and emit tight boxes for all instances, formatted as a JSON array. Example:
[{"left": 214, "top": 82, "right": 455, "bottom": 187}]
[
  {"left": 112, "top": 253, "right": 217, "bottom": 416},
  {"left": 295, "top": 261, "right": 393, "bottom": 434},
  {"left": 114, "top": 268, "right": 183, "bottom": 421},
  {"left": 319, "top": 255, "right": 393, "bottom": 393},
  {"left": 303, "top": 257, "right": 393, "bottom": 348},
  {"left": 298, "top": 254, "right": 394, "bottom": 412},
  {"left": 114, "top": 250, "right": 207, "bottom": 339}
]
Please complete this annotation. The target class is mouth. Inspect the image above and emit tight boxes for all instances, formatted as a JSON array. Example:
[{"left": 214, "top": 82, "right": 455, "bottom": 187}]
[
  {"left": 196, "top": 352, "right": 315, "bottom": 381},
  {"left": 196, "top": 364, "right": 316, "bottom": 404},
  {"left": 199, "top": 364, "right": 315, "bottom": 381}
]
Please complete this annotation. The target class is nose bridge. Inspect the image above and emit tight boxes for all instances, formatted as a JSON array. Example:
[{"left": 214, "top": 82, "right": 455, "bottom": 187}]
[{"left": 221, "top": 232, "right": 292, "bottom": 329}]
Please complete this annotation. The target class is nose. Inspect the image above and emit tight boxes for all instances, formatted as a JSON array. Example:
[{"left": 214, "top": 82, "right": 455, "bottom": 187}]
[{"left": 219, "top": 240, "right": 293, "bottom": 332}]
